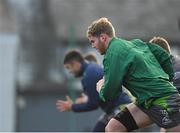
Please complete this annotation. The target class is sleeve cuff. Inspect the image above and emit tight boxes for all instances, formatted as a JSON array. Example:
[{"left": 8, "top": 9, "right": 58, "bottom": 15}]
[{"left": 99, "top": 88, "right": 106, "bottom": 102}]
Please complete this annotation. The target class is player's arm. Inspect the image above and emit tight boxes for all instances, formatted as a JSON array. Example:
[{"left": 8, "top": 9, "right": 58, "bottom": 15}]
[
  {"left": 99, "top": 52, "right": 133, "bottom": 101},
  {"left": 71, "top": 98, "right": 99, "bottom": 112},
  {"left": 75, "top": 93, "right": 88, "bottom": 104},
  {"left": 147, "top": 43, "right": 174, "bottom": 81},
  {"left": 71, "top": 68, "right": 101, "bottom": 112},
  {"left": 56, "top": 93, "right": 99, "bottom": 112},
  {"left": 56, "top": 95, "right": 73, "bottom": 112}
]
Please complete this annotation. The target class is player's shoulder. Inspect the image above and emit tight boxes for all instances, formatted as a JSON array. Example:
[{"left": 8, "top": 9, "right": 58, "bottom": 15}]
[
  {"left": 111, "top": 37, "right": 135, "bottom": 51},
  {"left": 86, "top": 62, "right": 102, "bottom": 72},
  {"left": 87, "top": 63, "right": 103, "bottom": 75}
]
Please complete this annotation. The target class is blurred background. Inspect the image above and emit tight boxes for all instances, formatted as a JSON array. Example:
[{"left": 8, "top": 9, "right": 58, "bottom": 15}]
[{"left": 0, "top": 0, "right": 180, "bottom": 131}]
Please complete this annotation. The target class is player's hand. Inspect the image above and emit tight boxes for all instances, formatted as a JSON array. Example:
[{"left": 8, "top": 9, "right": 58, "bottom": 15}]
[
  {"left": 96, "top": 78, "right": 104, "bottom": 93},
  {"left": 56, "top": 95, "right": 73, "bottom": 112},
  {"left": 75, "top": 93, "right": 88, "bottom": 104}
]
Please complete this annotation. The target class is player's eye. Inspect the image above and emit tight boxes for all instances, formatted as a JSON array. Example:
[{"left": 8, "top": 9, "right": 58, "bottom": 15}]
[{"left": 90, "top": 40, "right": 95, "bottom": 43}]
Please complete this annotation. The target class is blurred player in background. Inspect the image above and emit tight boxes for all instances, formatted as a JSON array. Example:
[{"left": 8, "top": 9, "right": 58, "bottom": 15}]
[
  {"left": 86, "top": 17, "right": 180, "bottom": 132},
  {"left": 149, "top": 36, "right": 180, "bottom": 92},
  {"left": 56, "top": 50, "right": 132, "bottom": 132},
  {"left": 84, "top": 52, "right": 99, "bottom": 64}
]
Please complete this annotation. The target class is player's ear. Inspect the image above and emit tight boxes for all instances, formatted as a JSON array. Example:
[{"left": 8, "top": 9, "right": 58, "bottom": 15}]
[{"left": 99, "top": 34, "right": 106, "bottom": 42}]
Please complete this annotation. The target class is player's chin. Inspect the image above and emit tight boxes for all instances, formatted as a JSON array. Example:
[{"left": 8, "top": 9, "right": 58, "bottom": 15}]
[
  {"left": 100, "top": 51, "right": 105, "bottom": 55},
  {"left": 98, "top": 49, "right": 105, "bottom": 55}
]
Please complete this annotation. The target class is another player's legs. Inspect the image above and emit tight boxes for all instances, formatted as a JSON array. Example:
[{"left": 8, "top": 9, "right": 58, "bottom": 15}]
[
  {"left": 92, "top": 121, "right": 106, "bottom": 132},
  {"left": 92, "top": 113, "right": 107, "bottom": 132}
]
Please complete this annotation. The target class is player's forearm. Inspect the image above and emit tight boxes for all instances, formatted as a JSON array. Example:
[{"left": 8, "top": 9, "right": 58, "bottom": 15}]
[
  {"left": 99, "top": 81, "right": 122, "bottom": 101},
  {"left": 72, "top": 102, "right": 99, "bottom": 112}
]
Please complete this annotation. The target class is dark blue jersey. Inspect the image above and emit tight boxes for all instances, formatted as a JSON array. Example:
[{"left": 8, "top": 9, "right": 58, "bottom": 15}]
[
  {"left": 72, "top": 61, "right": 132, "bottom": 113},
  {"left": 172, "top": 55, "right": 180, "bottom": 73},
  {"left": 174, "top": 72, "right": 180, "bottom": 89},
  {"left": 72, "top": 62, "right": 103, "bottom": 112},
  {"left": 172, "top": 55, "right": 180, "bottom": 91}
]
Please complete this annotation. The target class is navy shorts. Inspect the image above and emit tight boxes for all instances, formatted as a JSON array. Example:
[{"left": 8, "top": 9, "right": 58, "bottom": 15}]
[{"left": 137, "top": 93, "right": 180, "bottom": 129}]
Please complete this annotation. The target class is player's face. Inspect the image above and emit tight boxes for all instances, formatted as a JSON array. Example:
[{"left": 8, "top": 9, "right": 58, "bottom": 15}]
[
  {"left": 64, "top": 61, "right": 81, "bottom": 77},
  {"left": 88, "top": 34, "right": 106, "bottom": 55}
]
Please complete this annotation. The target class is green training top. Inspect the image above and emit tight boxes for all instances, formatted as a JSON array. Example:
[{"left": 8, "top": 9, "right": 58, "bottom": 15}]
[
  {"left": 100, "top": 37, "right": 178, "bottom": 104},
  {"left": 132, "top": 39, "right": 174, "bottom": 81}
]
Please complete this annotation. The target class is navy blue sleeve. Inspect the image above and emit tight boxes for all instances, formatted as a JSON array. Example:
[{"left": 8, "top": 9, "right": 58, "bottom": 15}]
[{"left": 72, "top": 64, "right": 104, "bottom": 112}]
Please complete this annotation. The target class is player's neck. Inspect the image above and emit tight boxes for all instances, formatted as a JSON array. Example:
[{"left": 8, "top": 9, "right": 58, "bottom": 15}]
[{"left": 106, "top": 37, "right": 113, "bottom": 49}]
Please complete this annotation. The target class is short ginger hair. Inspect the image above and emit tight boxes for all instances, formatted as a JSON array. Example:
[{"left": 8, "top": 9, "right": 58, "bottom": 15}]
[{"left": 87, "top": 17, "right": 115, "bottom": 37}]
